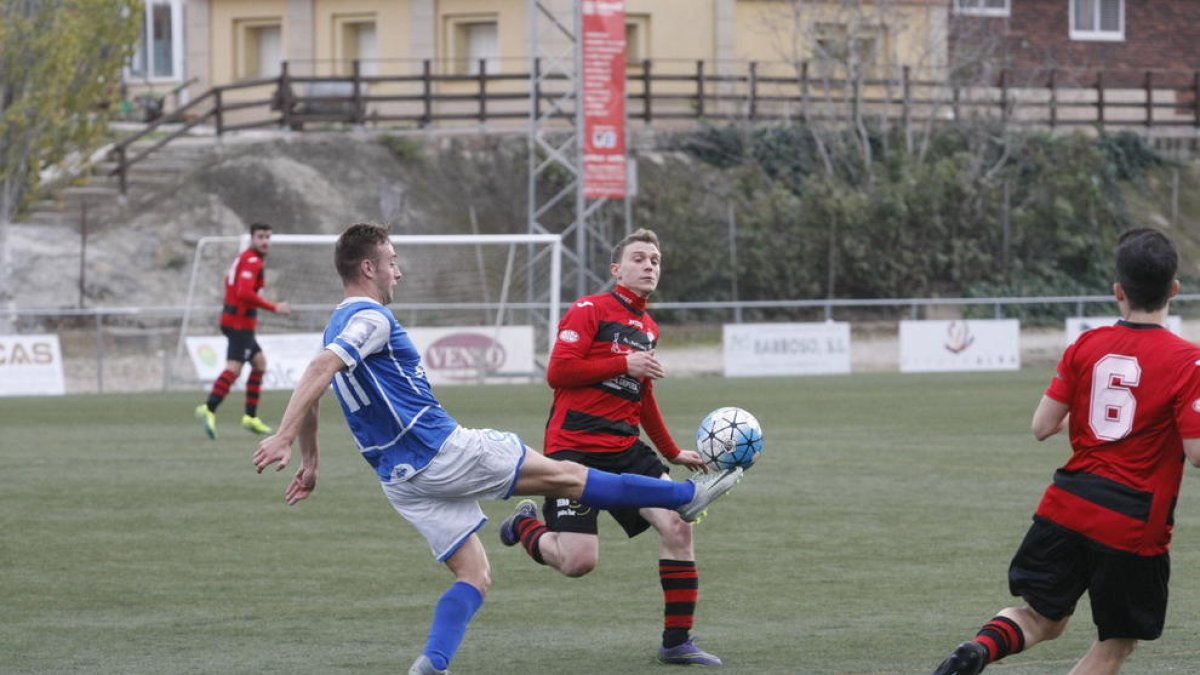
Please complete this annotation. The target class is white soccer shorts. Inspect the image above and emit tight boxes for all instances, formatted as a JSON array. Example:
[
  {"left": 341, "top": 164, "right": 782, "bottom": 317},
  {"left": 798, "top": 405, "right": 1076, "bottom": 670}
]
[{"left": 380, "top": 426, "right": 528, "bottom": 561}]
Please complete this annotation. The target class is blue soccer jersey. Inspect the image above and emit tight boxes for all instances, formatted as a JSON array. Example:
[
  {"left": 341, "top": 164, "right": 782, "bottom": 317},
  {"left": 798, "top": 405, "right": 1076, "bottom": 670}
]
[{"left": 323, "top": 297, "right": 459, "bottom": 481}]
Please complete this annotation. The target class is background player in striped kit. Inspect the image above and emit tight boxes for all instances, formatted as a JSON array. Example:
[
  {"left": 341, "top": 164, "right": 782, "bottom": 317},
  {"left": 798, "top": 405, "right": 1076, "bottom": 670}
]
[
  {"left": 932, "top": 228, "right": 1200, "bottom": 675},
  {"left": 251, "top": 223, "right": 740, "bottom": 675},
  {"left": 195, "top": 222, "right": 291, "bottom": 439},
  {"left": 498, "top": 228, "right": 725, "bottom": 666}
]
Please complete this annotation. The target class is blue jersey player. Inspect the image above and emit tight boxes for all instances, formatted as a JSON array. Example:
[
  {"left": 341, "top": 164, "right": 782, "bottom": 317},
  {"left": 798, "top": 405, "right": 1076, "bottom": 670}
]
[{"left": 252, "top": 223, "right": 742, "bottom": 675}]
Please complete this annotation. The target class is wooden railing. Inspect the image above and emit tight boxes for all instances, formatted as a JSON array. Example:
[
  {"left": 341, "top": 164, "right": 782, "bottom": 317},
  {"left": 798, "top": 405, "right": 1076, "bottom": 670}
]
[{"left": 107, "top": 60, "right": 1200, "bottom": 194}]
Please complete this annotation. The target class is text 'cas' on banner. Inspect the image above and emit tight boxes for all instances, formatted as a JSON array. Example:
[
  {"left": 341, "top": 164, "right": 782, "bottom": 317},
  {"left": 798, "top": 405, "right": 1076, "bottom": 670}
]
[{"left": 0, "top": 334, "right": 66, "bottom": 396}]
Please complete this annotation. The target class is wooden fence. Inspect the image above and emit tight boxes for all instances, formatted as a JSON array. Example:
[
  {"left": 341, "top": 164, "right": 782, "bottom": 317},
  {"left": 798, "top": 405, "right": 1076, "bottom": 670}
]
[{"left": 108, "top": 59, "right": 1200, "bottom": 193}]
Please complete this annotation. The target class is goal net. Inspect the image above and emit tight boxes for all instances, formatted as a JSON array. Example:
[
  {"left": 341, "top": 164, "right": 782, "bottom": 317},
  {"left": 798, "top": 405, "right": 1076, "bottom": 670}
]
[{"left": 171, "top": 233, "right": 563, "bottom": 388}]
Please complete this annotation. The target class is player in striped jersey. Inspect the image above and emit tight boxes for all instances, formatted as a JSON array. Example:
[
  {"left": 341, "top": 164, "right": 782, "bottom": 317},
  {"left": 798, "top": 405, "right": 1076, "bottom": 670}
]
[
  {"left": 195, "top": 222, "right": 291, "bottom": 439},
  {"left": 497, "top": 228, "right": 726, "bottom": 666},
  {"left": 933, "top": 228, "right": 1200, "bottom": 675},
  {"left": 251, "top": 223, "right": 740, "bottom": 675}
]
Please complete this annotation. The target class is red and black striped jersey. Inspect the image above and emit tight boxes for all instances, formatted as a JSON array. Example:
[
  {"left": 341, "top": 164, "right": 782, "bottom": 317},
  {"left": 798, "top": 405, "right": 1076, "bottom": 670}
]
[
  {"left": 543, "top": 285, "right": 681, "bottom": 459},
  {"left": 221, "top": 248, "right": 277, "bottom": 331},
  {"left": 1036, "top": 320, "right": 1200, "bottom": 555}
]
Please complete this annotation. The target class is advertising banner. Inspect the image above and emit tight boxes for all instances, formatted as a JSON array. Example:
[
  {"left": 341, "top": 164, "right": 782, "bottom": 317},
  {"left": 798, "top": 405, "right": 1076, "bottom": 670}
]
[
  {"left": 722, "top": 322, "right": 851, "bottom": 377},
  {"left": 899, "top": 319, "right": 1020, "bottom": 373},
  {"left": 1065, "top": 316, "right": 1182, "bottom": 345},
  {"left": 0, "top": 334, "right": 66, "bottom": 396},
  {"left": 188, "top": 326, "right": 535, "bottom": 389},
  {"left": 581, "top": 0, "right": 626, "bottom": 198},
  {"left": 409, "top": 326, "right": 536, "bottom": 385},
  {"left": 187, "top": 333, "right": 324, "bottom": 390}
]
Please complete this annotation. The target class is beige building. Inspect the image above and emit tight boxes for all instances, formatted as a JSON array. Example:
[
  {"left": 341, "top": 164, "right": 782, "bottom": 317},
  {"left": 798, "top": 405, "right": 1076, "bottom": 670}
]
[{"left": 124, "top": 0, "right": 949, "bottom": 119}]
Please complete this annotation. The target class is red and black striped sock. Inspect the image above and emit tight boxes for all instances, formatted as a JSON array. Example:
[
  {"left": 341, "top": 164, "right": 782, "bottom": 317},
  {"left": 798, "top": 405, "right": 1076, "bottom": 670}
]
[
  {"left": 514, "top": 516, "right": 547, "bottom": 565},
  {"left": 206, "top": 369, "right": 238, "bottom": 411},
  {"left": 975, "top": 616, "right": 1025, "bottom": 663},
  {"left": 660, "top": 559, "right": 698, "bottom": 648},
  {"left": 245, "top": 369, "right": 265, "bottom": 417}
]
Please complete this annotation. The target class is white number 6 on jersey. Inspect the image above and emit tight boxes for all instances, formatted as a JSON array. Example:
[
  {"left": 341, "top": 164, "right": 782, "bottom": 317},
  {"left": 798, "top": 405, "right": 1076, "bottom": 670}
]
[{"left": 1089, "top": 354, "right": 1141, "bottom": 441}]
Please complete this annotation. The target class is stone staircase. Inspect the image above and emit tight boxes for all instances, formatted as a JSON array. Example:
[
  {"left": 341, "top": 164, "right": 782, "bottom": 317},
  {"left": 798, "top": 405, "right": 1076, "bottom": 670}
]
[{"left": 20, "top": 133, "right": 222, "bottom": 231}]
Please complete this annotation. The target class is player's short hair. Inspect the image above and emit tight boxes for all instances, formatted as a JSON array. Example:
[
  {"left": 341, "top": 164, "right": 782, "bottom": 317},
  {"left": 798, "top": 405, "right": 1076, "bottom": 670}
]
[
  {"left": 335, "top": 223, "right": 391, "bottom": 282},
  {"left": 249, "top": 222, "right": 272, "bottom": 235},
  {"left": 1116, "top": 227, "right": 1177, "bottom": 311},
  {"left": 611, "top": 228, "right": 660, "bottom": 264}
]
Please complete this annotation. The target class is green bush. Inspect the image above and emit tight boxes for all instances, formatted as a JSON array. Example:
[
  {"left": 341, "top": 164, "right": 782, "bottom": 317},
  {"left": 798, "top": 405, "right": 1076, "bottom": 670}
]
[{"left": 664, "top": 123, "right": 1177, "bottom": 305}]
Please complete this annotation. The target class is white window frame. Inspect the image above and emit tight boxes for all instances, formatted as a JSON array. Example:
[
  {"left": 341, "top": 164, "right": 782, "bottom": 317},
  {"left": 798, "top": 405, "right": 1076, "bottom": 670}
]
[
  {"left": 1070, "top": 0, "right": 1125, "bottom": 42},
  {"left": 126, "top": 0, "right": 185, "bottom": 82},
  {"left": 334, "top": 14, "right": 379, "bottom": 76},
  {"left": 445, "top": 14, "right": 499, "bottom": 76},
  {"left": 954, "top": 0, "right": 1010, "bottom": 17},
  {"left": 235, "top": 19, "right": 284, "bottom": 80}
]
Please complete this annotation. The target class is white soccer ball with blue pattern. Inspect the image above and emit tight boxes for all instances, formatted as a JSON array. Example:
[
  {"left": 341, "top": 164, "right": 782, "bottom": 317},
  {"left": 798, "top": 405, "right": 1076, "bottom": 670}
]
[{"left": 696, "top": 406, "right": 763, "bottom": 470}]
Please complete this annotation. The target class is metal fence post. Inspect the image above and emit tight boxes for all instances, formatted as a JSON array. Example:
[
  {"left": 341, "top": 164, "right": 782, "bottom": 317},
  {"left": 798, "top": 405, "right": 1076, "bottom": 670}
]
[{"left": 94, "top": 312, "right": 104, "bottom": 393}]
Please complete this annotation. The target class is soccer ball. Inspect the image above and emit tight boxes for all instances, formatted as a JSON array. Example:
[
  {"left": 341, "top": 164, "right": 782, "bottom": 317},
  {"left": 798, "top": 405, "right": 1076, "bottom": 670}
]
[{"left": 696, "top": 406, "right": 764, "bottom": 470}]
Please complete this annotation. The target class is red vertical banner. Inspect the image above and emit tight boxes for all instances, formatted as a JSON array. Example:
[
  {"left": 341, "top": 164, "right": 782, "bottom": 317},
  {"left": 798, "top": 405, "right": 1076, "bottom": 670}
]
[{"left": 581, "top": 0, "right": 626, "bottom": 199}]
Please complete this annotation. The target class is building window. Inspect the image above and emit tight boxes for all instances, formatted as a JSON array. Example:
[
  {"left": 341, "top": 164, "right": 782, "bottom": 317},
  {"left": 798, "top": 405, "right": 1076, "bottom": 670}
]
[
  {"left": 954, "top": 0, "right": 1010, "bottom": 17},
  {"left": 236, "top": 20, "right": 283, "bottom": 79},
  {"left": 447, "top": 15, "right": 499, "bottom": 75},
  {"left": 813, "top": 23, "right": 888, "bottom": 79},
  {"left": 625, "top": 14, "right": 649, "bottom": 73},
  {"left": 1070, "top": 0, "right": 1124, "bottom": 41},
  {"left": 127, "top": 0, "right": 184, "bottom": 81},
  {"left": 335, "top": 15, "right": 378, "bottom": 76}
]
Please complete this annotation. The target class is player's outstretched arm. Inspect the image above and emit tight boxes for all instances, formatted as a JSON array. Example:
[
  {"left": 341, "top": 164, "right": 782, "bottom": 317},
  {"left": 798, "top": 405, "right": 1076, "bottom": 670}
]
[
  {"left": 253, "top": 350, "right": 344, "bottom": 477},
  {"left": 282, "top": 398, "right": 321, "bottom": 505}
]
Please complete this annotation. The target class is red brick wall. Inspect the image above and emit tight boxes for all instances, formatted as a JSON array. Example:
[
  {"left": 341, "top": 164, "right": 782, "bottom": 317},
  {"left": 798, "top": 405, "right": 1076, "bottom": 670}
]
[{"left": 950, "top": 0, "right": 1200, "bottom": 87}]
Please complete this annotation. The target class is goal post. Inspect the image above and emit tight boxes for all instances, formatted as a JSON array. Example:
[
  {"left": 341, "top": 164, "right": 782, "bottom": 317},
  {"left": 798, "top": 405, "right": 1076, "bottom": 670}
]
[{"left": 172, "top": 233, "right": 563, "bottom": 388}]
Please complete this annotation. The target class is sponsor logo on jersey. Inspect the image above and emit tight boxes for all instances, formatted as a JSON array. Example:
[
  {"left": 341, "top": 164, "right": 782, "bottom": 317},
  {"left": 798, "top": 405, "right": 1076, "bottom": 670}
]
[
  {"left": 559, "top": 329, "right": 580, "bottom": 343},
  {"left": 1193, "top": 398, "right": 1200, "bottom": 413},
  {"left": 343, "top": 317, "right": 378, "bottom": 350},
  {"left": 576, "top": 300, "right": 594, "bottom": 308}
]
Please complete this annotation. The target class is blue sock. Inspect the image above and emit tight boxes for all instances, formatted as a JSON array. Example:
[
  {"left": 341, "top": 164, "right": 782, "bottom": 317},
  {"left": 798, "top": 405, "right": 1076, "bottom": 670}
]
[
  {"left": 579, "top": 468, "right": 695, "bottom": 510},
  {"left": 422, "top": 581, "right": 484, "bottom": 670}
]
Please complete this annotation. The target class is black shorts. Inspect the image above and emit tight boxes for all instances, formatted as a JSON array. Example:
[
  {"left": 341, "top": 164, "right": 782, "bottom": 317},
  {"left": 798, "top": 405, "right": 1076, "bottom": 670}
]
[
  {"left": 542, "top": 441, "right": 671, "bottom": 538},
  {"left": 1008, "top": 516, "right": 1169, "bottom": 641},
  {"left": 221, "top": 326, "right": 262, "bottom": 364}
]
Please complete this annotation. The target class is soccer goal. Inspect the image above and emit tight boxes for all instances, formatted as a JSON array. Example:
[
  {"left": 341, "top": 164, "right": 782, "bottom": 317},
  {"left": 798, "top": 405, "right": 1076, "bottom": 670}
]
[{"left": 171, "top": 233, "right": 563, "bottom": 388}]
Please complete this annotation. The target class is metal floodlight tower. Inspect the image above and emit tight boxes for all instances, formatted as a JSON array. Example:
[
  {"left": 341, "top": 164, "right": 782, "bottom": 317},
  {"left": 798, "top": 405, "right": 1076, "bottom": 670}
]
[{"left": 527, "top": 0, "right": 622, "bottom": 300}]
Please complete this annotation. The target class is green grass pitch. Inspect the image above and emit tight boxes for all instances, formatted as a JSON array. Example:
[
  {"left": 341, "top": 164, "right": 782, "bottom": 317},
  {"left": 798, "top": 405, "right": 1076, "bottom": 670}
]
[{"left": 6, "top": 371, "right": 1200, "bottom": 674}]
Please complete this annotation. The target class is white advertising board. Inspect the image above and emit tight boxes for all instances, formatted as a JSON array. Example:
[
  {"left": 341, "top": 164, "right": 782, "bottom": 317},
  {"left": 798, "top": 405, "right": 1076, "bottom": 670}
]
[
  {"left": 187, "top": 333, "right": 325, "bottom": 390},
  {"left": 899, "top": 319, "right": 1020, "bottom": 373},
  {"left": 1065, "top": 316, "right": 1182, "bottom": 345},
  {"left": 0, "top": 334, "right": 66, "bottom": 396},
  {"left": 408, "top": 326, "right": 536, "bottom": 384},
  {"left": 187, "top": 326, "right": 535, "bottom": 389},
  {"left": 723, "top": 322, "right": 851, "bottom": 377}
]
